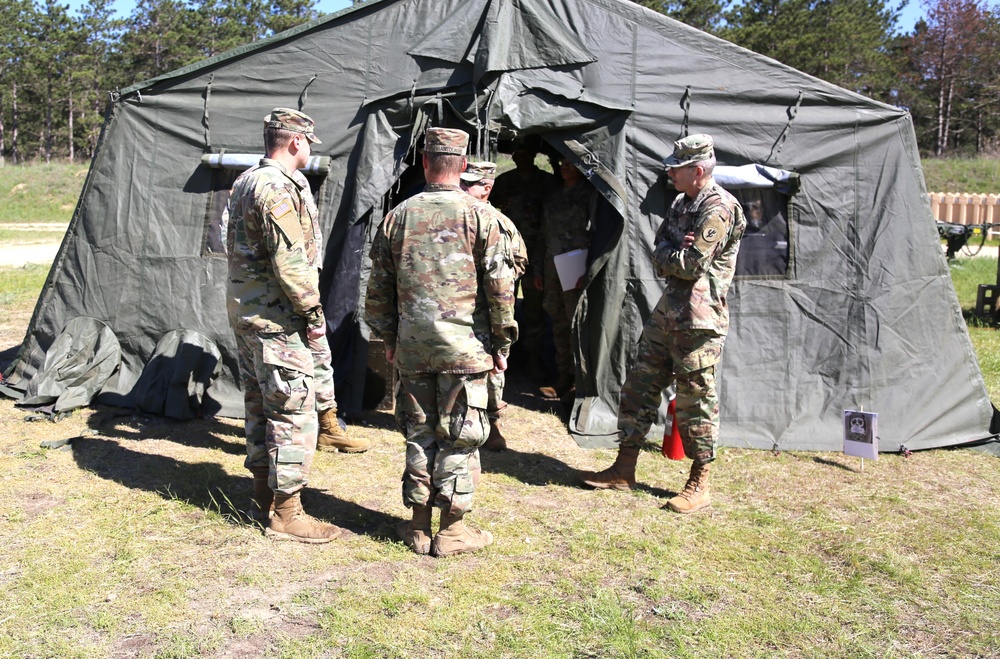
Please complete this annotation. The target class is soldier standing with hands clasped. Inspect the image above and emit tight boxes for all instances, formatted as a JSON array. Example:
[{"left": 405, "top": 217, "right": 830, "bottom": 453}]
[
  {"left": 460, "top": 160, "right": 528, "bottom": 452},
  {"left": 580, "top": 134, "right": 746, "bottom": 514},
  {"left": 226, "top": 108, "right": 345, "bottom": 543},
  {"left": 366, "top": 128, "right": 518, "bottom": 556}
]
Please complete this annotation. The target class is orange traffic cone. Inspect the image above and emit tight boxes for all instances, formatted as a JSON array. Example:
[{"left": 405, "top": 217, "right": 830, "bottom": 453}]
[{"left": 662, "top": 399, "right": 685, "bottom": 460}]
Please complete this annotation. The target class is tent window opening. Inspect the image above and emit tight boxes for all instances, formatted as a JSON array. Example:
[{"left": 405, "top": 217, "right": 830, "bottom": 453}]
[
  {"left": 713, "top": 164, "right": 797, "bottom": 279},
  {"left": 200, "top": 153, "right": 332, "bottom": 258},
  {"left": 730, "top": 188, "right": 789, "bottom": 278}
]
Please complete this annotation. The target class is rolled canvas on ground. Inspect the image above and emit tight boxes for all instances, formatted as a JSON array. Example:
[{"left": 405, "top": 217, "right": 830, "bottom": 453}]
[{"left": 554, "top": 249, "right": 588, "bottom": 291}]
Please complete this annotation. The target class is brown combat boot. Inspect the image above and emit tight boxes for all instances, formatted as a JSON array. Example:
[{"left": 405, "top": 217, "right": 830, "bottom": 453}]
[
  {"left": 266, "top": 492, "right": 342, "bottom": 544},
  {"left": 247, "top": 472, "right": 273, "bottom": 524},
  {"left": 579, "top": 446, "right": 640, "bottom": 491},
  {"left": 540, "top": 374, "right": 575, "bottom": 400},
  {"left": 317, "top": 407, "right": 371, "bottom": 453},
  {"left": 397, "top": 504, "right": 433, "bottom": 555},
  {"left": 431, "top": 511, "right": 494, "bottom": 557},
  {"left": 483, "top": 416, "right": 507, "bottom": 452},
  {"left": 666, "top": 462, "right": 711, "bottom": 514}
]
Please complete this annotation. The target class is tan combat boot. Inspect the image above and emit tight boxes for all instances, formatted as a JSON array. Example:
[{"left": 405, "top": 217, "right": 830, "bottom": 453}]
[
  {"left": 579, "top": 446, "right": 640, "bottom": 491},
  {"left": 483, "top": 415, "right": 507, "bottom": 452},
  {"left": 666, "top": 462, "right": 711, "bottom": 514},
  {"left": 540, "top": 374, "right": 575, "bottom": 401},
  {"left": 247, "top": 470, "right": 274, "bottom": 524},
  {"left": 397, "top": 504, "right": 433, "bottom": 555},
  {"left": 317, "top": 407, "right": 371, "bottom": 453},
  {"left": 266, "top": 492, "right": 342, "bottom": 543},
  {"left": 431, "top": 511, "right": 494, "bottom": 557}
]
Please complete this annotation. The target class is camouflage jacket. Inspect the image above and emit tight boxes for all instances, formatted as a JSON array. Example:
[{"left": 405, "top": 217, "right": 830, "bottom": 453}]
[
  {"left": 366, "top": 183, "right": 518, "bottom": 374},
  {"left": 539, "top": 180, "right": 596, "bottom": 276},
  {"left": 226, "top": 158, "right": 323, "bottom": 333},
  {"left": 492, "top": 204, "right": 528, "bottom": 279},
  {"left": 652, "top": 179, "right": 746, "bottom": 335},
  {"left": 490, "top": 166, "right": 558, "bottom": 275}
]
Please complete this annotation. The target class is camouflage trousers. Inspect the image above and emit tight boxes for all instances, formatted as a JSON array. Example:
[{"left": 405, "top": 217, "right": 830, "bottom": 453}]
[
  {"left": 233, "top": 328, "right": 317, "bottom": 494},
  {"left": 519, "top": 277, "right": 545, "bottom": 355},
  {"left": 618, "top": 323, "right": 726, "bottom": 465},
  {"left": 395, "top": 371, "right": 490, "bottom": 516},
  {"left": 542, "top": 260, "right": 582, "bottom": 382},
  {"left": 487, "top": 371, "right": 505, "bottom": 421},
  {"left": 308, "top": 329, "right": 336, "bottom": 412}
]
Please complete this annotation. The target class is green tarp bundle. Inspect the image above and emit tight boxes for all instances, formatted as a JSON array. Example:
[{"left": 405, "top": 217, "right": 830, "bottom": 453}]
[{"left": 4, "top": 0, "right": 996, "bottom": 451}]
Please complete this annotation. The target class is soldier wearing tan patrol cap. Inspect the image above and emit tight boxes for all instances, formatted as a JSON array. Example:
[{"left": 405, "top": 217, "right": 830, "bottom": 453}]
[
  {"left": 460, "top": 160, "right": 528, "bottom": 452},
  {"left": 226, "top": 107, "right": 367, "bottom": 546},
  {"left": 264, "top": 108, "right": 322, "bottom": 144},
  {"left": 581, "top": 134, "right": 747, "bottom": 514},
  {"left": 367, "top": 129, "right": 517, "bottom": 556}
]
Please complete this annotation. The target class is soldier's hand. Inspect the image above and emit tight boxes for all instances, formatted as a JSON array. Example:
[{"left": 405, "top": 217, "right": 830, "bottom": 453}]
[
  {"left": 681, "top": 232, "right": 695, "bottom": 249},
  {"left": 385, "top": 348, "right": 395, "bottom": 364},
  {"left": 533, "top": 274, "right": 543, "bottom": 290},
  {"left": 306, "top": 322, "right": 326, "bottom": 342},
  {"left": 492, "top": 353, "right": 508, "bottom": 374}
]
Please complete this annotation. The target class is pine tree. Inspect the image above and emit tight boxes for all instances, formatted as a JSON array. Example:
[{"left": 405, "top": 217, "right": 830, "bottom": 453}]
[
  {"left": 631, "top": 0, "right": 726, "bottom": 32},
  {"left": 265, "top": 0, "right": 319, "bottom": 36},
  {"left": 0, "top": 0, "right": 34, "bottom": 164},
  {"left": 721, "top": 0, "right": 903, "bottom": 96},
  {"left": 121, "top": 0, "right": 203, "bottom": 83}
]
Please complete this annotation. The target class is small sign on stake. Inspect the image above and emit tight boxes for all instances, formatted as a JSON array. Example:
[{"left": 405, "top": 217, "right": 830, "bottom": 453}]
[{"left": 843, "top": 409, "right": 878, "bottom": 461}]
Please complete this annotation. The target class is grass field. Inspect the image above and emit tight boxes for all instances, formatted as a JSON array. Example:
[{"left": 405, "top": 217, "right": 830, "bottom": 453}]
[
  {"left": 0, "top": 162, "right": 88, "bottom": 224},
  {"left": 922, "top": 157, "right": 1000, "bottom": 194},
  {"left": 0, "top": 164, "right": 999, "bottom": 657}
]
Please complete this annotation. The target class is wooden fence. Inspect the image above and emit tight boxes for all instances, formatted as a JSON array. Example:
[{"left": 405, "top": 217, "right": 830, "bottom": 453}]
[{"left": 929, "top": 192, "right": 1000, "bottom": 228}]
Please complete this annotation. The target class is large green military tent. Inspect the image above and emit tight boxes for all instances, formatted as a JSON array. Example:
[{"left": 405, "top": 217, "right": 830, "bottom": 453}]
[{"left": 3, "top": 0, "right": 997, "bottom": 452}]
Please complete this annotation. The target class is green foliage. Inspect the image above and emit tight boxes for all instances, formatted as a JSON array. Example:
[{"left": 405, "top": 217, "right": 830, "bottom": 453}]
[
  {"left": 719, "top": 0, "right": 902, "bottom": 96},
  {"left": 631, "top": 0, "right": 725, "bottom": 32},
  {"left": 901, "top": 0, "right": 1000, "bottom": 157},
  {"left": 0, "top": 0, "right": 323, "bottom": 166}
]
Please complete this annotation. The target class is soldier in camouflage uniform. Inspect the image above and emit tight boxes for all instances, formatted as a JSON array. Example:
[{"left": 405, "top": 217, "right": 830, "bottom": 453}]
[
  {"left": 226, "top": 108, "right": 343, "bottom": 543},
  {"left": 366, "top": 129, "right": 518, "bottom": 557},
  {"left": 490, "top": 143, "right": 558, "bottom": 382},
  {"left": 537, "top": 157, "right": 597, "bottom": 400},
  {"left": 460, "top": 160, "right": 528, "bottom": 452},
  {"left": 581, "top": 135, "right": 746, "bottom": 514}
]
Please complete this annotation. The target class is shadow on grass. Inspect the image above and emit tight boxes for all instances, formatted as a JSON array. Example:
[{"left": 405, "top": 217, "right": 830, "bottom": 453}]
[
  {"left": 812, "top": 455, "right": 860, "bottom": 473},
  {"left": 480, "top": 446, "right": 578, "bottom": 487},
  {"left": 71, "top": 435, "right": 402, "bottom": 541},
  {"left": 85, "top": 407, "right": 246, "bottom": 456},
  {"left": 0, "top": 344, "right": 19, "bottom": 374}
]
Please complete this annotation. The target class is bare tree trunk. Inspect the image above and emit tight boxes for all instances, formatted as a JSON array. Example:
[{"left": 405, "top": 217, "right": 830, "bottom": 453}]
[
  {"left": 942, "top": 78, "right": 954, "bottom": 154},
  {"left": 936, "top": 76, "right": 947, "bottom": 156},
  {"left": 0, "top": 89, "right": 5, "bottom": 167},
  {"left": 45, "top": 81, "right": 52, "bottom": 163},
  {"left": 12, "top": 81, "right": 19, "bottom": 165},
  {"left": 976, "top": 107, "right": 983, "bottom": 154},
  {"left": 68, "top": 92, "right": 74, "bottom": 163}
]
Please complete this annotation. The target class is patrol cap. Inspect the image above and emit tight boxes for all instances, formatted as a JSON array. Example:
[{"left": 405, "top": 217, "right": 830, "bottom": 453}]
[
  {"left": 424, "top": 127, "right": 469, "bottom": 155},
  {"left": 264, "top": 108, "right": 321, "bottom": 144},
  {"left": 460, "top": 161, "right": 497, "bottom": 183},
  {"left": 662, "top": 134, "right": 714, "bottom": 169}
]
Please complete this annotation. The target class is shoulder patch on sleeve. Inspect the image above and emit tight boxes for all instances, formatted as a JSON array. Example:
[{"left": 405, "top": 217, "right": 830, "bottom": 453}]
[
  {"left": 264, "top": 193, "right": 303, "bottom": 248},
  {"left": 693, "top": 216, "right": 727, "bottom": 253},
  {"left": 267, "top": 198, "right": 294, "bottom": 222}
]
